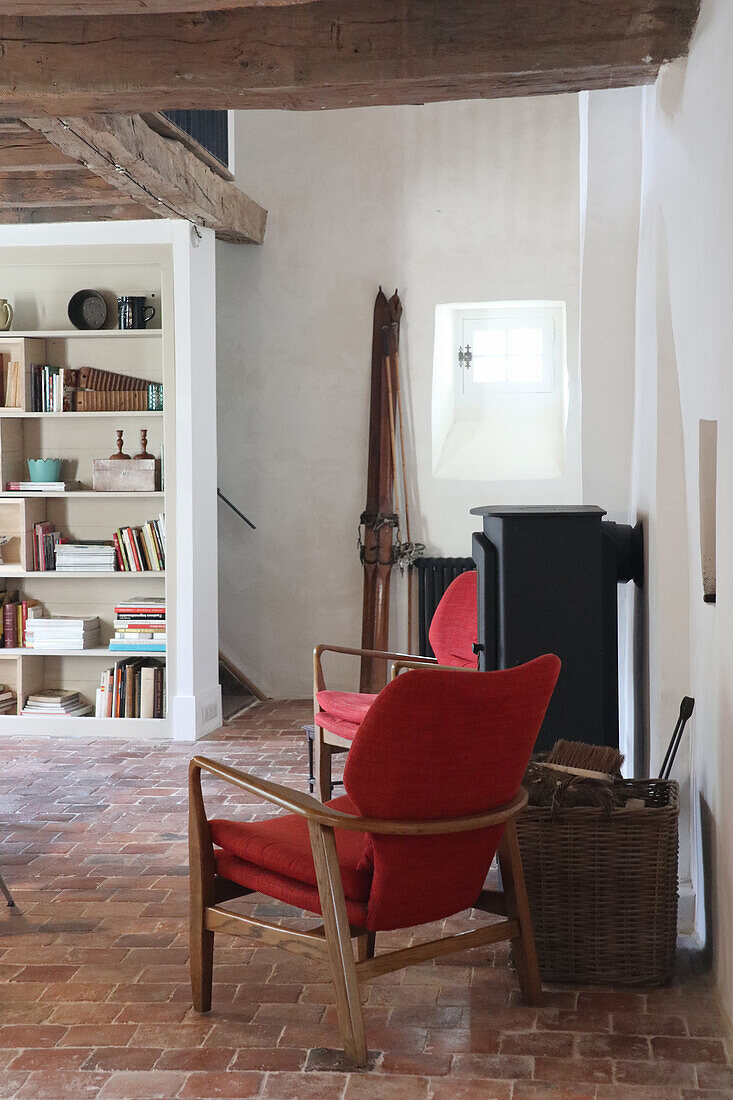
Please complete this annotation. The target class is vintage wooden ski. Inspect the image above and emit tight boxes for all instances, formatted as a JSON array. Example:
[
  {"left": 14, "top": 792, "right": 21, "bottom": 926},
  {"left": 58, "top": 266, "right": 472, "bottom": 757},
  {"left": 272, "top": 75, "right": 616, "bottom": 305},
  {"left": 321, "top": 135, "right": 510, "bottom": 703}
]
[{"left": 359, "top": 288, "right": 400, "bottom": 692}]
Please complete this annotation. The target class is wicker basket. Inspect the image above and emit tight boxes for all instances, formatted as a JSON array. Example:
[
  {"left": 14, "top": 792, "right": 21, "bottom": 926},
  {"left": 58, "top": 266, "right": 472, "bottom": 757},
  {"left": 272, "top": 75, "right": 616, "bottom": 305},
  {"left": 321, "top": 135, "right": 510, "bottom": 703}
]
[{"left": 516, "top": 779, "right": 679, "bottom": 986}]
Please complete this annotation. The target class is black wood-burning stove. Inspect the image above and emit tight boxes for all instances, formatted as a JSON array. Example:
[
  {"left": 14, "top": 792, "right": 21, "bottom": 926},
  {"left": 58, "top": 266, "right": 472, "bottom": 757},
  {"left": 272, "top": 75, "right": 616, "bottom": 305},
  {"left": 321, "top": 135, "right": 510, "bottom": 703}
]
[{"left": 471, "top": 506, "right": 641, "bottom": 754}]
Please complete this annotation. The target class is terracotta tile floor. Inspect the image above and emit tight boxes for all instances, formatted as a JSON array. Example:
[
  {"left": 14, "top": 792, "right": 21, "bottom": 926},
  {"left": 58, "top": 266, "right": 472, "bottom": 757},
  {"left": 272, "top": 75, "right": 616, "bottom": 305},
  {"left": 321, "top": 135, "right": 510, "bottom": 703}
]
[{"left": 1, "top": 699, "right": 732, "bottom": 1100}]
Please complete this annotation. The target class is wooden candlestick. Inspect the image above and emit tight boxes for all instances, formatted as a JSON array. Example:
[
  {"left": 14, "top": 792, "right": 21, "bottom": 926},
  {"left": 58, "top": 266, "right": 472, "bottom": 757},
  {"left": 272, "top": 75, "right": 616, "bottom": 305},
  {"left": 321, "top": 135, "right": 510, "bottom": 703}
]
[
  {"left": 134, "top": 429, "right": 151, "bottom": 460},
  {"left": 109, "top": 429, "right": 131, "bottom": 460}
]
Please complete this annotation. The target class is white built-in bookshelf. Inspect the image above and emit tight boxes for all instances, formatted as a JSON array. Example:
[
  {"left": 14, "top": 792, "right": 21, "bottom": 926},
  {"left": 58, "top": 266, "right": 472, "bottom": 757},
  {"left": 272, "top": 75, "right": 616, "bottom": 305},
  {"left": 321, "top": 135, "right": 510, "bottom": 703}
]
[{"left": 0, "top": 222, "right": 222, "bottom": 740}]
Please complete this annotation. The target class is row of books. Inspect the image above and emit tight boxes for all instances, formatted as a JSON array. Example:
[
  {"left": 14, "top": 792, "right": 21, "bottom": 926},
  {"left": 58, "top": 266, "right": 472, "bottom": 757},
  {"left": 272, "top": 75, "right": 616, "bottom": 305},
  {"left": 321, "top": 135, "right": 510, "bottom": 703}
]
[
  {"left": 32, "top": 522, "right": 64, "bottom": 571},
  {"left": 95, "top": 658, "right": 166, "bottom": 718},
  {"left": 113, "top": 518, "right": 165, "bottom": 572},
  {"left": 26, "top": 365, "right": 164, "bottom": 413},
  {"left": 28, "top": 365, "right": 75, "bottom": 413},
  {"left": 30, "top": 521, "right": 166, "bottom": 572},
  {"left": 0, "top": 595, "right": 166, "bottom": 653},
  {"left": 1, "top": 594, "right": 42, "bottom": 648},
  {"left": 110, "top": 598, "right": 166, "bottom": 653}
]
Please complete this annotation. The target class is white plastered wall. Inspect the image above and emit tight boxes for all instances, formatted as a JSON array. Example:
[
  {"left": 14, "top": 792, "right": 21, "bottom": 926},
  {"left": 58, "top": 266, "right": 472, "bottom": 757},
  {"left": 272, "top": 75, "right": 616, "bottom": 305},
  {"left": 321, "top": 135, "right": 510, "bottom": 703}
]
[
  {"left": 217, "top": 96, "right": 582, "bottom": 698},
  {"left": 625, "top": 0, "right": 733, "bottom": 1020}
]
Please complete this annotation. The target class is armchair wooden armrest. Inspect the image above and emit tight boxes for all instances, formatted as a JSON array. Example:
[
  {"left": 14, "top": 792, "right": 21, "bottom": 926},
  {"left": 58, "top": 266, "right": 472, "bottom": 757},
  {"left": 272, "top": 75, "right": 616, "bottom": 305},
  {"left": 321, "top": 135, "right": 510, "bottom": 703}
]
[
  {"left": 190, "top": 755, "right": 527, "bottom": 835},
  {"left": 390, "top": 660, "right": 477, "bottom": 679},
  {"left": 313, "top": 644, "right": 436, "bottom": 692}
]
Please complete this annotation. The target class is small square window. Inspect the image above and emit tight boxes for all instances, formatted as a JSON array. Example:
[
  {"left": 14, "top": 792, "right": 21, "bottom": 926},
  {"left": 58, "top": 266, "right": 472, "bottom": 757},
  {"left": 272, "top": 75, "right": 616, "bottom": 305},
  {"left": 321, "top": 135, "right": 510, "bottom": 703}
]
[{"left": 456, "top": 303, "right": 564, "bottom": 399}]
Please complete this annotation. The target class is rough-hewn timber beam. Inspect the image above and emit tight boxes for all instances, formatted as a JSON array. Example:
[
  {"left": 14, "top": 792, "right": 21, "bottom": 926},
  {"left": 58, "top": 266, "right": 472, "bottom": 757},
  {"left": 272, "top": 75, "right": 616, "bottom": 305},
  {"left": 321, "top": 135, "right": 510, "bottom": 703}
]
[
  {"left": 0, "top": 171, "right": 137, "bottom": 207},
  {"left": 0, "top": 0, "right": 700, "bottom": 115},
  {"left": 22, "top": 115, "right": 267, "bottom": 244},
  {"left": 0, "top": 203, "right": 156, "bottom": 225},
  {"left": 0, "top": 131, "right": 85, "bottom": 171},
  {"left": 3, "top": 0, "right": 318, "bottom": 12}
]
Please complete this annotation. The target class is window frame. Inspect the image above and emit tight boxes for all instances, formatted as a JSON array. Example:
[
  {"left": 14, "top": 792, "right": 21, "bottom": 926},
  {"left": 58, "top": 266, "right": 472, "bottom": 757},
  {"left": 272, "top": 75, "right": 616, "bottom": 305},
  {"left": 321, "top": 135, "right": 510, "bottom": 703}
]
[{"left": 455, "top": 302, "right": 565, "bottom": 401}]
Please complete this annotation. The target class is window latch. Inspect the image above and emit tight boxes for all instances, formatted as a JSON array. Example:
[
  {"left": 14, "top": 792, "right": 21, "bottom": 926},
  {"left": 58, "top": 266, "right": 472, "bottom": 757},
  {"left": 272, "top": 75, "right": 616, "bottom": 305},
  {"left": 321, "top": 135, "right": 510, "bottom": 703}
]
[{"left": 458, "top": 344, "right": 472, "bottom": 370}]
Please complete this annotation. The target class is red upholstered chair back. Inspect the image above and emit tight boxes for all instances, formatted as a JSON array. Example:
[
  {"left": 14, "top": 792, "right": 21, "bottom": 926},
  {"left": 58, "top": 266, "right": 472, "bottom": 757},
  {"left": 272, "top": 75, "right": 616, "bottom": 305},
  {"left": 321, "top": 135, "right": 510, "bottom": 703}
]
[
  {"left": 343, "top": 657, "right": 560, "bottom": 931},
  {"left": 428, "top": 570, "right": 479, "bottom": 668}
]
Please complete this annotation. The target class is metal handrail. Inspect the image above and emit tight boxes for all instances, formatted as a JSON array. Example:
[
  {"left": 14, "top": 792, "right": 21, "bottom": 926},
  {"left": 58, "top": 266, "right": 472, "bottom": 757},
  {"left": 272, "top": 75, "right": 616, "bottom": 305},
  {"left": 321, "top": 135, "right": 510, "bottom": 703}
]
[{"left": 217, "top": 488, "right": 255, "bottom": 530}]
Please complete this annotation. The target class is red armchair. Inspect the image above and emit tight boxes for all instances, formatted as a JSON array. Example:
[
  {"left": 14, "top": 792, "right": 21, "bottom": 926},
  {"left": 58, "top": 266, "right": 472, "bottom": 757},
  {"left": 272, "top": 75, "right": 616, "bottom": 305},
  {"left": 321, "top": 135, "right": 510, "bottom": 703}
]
[
  {"left": 189, "top": 655, "right": 560, "bottom": 1066},
  {"left": 313, "top": 569, "right": 478, "bottom": 799}
]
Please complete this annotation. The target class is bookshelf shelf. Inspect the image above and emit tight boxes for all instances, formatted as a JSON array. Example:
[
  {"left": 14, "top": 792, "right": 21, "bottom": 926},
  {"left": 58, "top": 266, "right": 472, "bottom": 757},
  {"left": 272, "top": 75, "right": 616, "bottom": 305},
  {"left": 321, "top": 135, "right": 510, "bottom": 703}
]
[
  {"left": 1, "top": 647, "right": 166, "bottom": 657},
  {"left": 0, "top": 491, "right": 165, "bottom": 499},
  {"left": 0, "top": 571, "right": 166, "bottom": 579},
  {"left": 2, "top": 330, "right": 162, "bottom": 340},
  {"left": 2, "top": 647, "right": 118, "bottom": 657},
  {"left": 0, "top": 411, "right": 164, "bottom": 419}
]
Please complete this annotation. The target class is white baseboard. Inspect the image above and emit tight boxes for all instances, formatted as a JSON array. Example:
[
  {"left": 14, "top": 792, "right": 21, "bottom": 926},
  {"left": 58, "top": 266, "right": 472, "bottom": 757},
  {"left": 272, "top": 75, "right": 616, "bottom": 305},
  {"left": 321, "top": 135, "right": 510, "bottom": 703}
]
[{"left": 171, "top": 685, "right": 222, "bottom": 740}]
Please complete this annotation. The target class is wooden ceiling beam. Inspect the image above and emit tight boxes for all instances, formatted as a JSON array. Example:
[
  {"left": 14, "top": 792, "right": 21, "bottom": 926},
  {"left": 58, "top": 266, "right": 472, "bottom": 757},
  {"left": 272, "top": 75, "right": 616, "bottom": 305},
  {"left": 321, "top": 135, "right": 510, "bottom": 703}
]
[
  {"left": 0, "top": 203, "right": 157, "bottom": 224},
  {"left": 0, "top": 0, "right": 700, "bottom": 115},
  {"left": 0, "top": 171, "right": 140, "bottom": 207},
  {"left": 3, "top": 0, "right": 318, "bottom": 12},
  {"left": 0, "top": 132, "right": 86, "bottom": 171},
  {"left": 22, "top": 115, "right": 267, "bottom": 243}
]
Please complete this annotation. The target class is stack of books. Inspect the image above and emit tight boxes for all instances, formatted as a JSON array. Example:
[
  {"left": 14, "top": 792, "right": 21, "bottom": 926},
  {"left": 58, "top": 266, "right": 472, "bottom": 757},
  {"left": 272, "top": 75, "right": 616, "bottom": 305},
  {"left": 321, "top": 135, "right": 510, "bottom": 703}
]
[
  {"left": 32, "top": 522, "right": 65, "bottom": 571},
  {"left": 0, "top": 686, "right": 17, "bottom": 715},
  {"left": 95, "top": 658, "right": 166, "bottom": 718},
  {"left": 22, "top": 689, "right": 93, "bottom": 718},
  {"left": 109, "top": 598, "right": 165, "bottom": 653},
  {"left": 55, "top": 543, "right": 117, "bottom": 573},
  {"left": 2, "top": 595, "right": 42, "bottom": 648},
  {"left": 113, "top": 518, "right": 165, "bottom": 572},
  {"left": 6, "top": 481, "right": 67, "bottom": 493},
  {"left": 26, "top": 616, "right": 101, "bottom": 652}
]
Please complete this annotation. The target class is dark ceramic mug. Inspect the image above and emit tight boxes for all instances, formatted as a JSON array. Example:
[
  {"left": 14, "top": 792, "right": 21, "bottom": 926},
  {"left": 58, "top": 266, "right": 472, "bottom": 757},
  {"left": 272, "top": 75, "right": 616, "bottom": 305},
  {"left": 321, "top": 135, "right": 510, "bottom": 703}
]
[{"left": 117, "top": 296, "right": 156, "bottom": 330}]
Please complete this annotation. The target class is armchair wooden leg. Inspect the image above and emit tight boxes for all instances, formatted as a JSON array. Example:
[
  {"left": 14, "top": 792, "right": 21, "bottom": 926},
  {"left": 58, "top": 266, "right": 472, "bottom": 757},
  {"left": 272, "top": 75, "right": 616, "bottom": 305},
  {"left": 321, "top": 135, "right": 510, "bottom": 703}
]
[
  {"left": 310, "top": 821, "right": 368, "bottom": 1067},
  {"left": 314, "top": 727, "right": 333, "bottom": 803},
  {"left": 190, "top": 908, "right": 214, "bottom": 1013},
  {"left": 189, "top": 762, "right": 216, "bottom": 1013},
  {"left": 357, "top": 931, "right": 376, "bottom": 962},
  {"left": 498, "top": 819, "right": 542, "bottom": 1006}
]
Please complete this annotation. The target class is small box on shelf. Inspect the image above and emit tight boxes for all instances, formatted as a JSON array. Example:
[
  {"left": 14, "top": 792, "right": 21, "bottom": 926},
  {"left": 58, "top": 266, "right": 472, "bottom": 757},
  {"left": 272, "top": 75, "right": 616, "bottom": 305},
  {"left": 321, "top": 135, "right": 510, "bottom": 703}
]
[
  {"left": 92, "top": 428, "right": 159, "bottom": 493},
  {"left": 93, "top": 459, "right": 158, "bottom": 493}
]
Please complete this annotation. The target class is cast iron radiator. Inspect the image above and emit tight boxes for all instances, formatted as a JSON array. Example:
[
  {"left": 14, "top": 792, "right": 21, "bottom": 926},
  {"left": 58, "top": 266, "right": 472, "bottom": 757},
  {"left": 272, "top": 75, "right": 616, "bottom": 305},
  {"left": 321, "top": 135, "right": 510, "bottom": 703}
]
[{"left": 415, "top": 556, "right": 475, "bottom": 657}]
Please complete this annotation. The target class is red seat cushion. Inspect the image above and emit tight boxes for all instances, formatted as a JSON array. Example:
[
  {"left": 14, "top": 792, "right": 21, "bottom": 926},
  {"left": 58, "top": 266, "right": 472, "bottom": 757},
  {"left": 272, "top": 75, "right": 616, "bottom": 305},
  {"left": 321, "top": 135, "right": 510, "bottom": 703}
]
[
  {"left": 316, "top": 690, "right": 377, "bottom": 724},
  {"left": 210, "top": 794, "right": 372, "bottom": 901},
  {"left": 214, "top": 851, "right": 369, "bottom": 928},
  {"left": 315, "top": 710, "right": 361, "bottom": 741}
]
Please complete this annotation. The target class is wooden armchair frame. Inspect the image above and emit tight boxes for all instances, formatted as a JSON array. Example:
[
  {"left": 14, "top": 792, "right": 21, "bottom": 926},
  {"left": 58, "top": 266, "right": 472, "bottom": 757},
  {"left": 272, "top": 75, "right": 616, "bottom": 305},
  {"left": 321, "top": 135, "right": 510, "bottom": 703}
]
[
  {"left": 189, "top": 754, "right": 541, "bottom": 1068},
  {"left": 313, "top": 644, "right": 437, "bottom": 800}
]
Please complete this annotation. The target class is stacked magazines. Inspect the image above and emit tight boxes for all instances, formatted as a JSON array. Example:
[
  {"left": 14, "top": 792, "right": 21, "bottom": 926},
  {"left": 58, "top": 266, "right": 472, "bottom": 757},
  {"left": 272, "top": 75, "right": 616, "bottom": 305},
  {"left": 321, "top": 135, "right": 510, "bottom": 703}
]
[
  {"left": 96, "top": 658, "right": 166, "bottom": 718},
  {"left": 56, "top": 542, "right": 117, "bottom": 573},
  {"left": 109, "top": 598, "right": 165, "bottom": 653},
  {"left": 22, "top": 689, "right": 93, "bottom": 717},
  {"left": 26, "top": 616, "right": 101, "bottom": 651}
]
